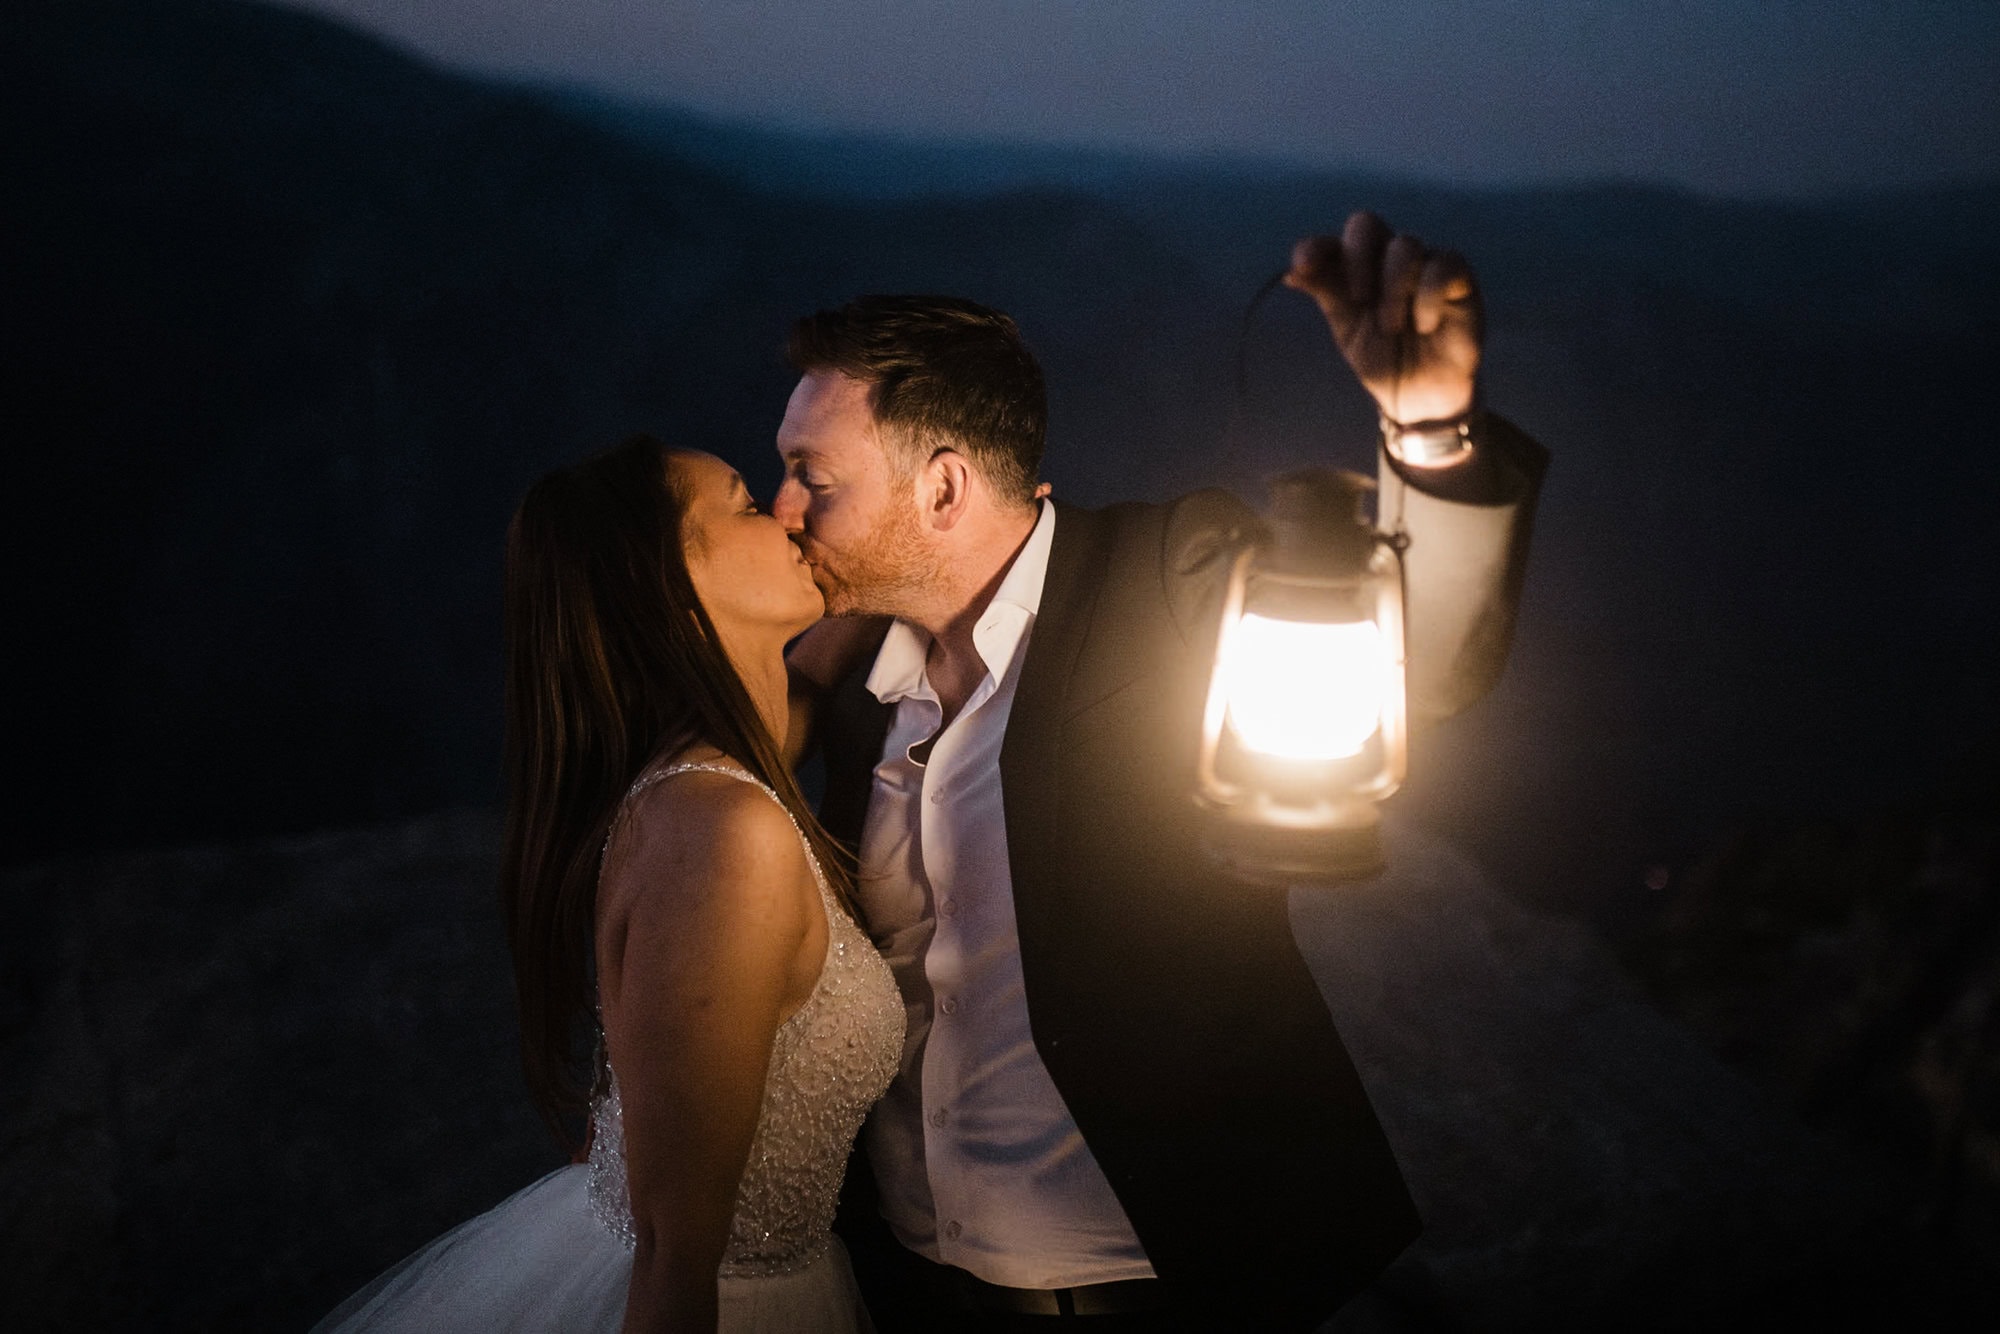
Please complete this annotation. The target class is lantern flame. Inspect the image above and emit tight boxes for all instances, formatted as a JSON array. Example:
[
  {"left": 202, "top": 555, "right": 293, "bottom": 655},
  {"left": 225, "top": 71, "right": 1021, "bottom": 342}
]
[{"left": 1219, "top": 613, "right": 1388, "bottom": 761}]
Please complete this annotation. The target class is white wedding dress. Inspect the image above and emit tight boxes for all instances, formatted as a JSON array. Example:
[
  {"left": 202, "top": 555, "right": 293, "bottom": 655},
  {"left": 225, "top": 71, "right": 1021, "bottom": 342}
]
[{"left": 315, "top": 762, "right": 906, "bottom": 1333}]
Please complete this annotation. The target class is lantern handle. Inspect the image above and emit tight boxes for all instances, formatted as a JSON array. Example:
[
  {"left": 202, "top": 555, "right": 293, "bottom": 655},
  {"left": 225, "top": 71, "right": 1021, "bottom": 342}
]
[{"left": 1222, "top": 266, "right": 1300, "bottom": 475}]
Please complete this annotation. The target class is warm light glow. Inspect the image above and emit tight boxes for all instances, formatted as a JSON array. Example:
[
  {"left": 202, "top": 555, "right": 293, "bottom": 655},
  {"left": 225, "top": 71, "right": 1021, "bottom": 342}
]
[{"left": 1220, "top": 613, "right": 1388, "bottom": 760}]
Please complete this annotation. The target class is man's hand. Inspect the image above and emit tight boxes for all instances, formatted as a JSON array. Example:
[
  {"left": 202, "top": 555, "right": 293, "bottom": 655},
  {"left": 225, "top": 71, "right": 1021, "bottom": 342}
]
[
  {"left": 788, "top": 614, "right": 891, "bottom": 695},
  {"left": 1286, "top": 211, "right": 1482, "bottom": 425},
  {"left": 782, "top": 614, "right": 891, "bottom": 768}
]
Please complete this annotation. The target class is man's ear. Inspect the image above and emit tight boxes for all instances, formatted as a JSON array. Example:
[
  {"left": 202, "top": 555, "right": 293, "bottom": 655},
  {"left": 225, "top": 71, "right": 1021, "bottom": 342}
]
[{"left": 923, "top": 449, "right": 974, "bottom": 533}]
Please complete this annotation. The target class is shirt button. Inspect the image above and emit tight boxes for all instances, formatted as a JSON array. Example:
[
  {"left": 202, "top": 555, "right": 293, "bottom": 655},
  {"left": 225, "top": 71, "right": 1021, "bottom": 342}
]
[
  {"left": 940, "top": 898, "right": 959, "bottom": 918},
  {"left": 929, "top": 789, "right": 945, "bottom": 804},
  {"left": 929, "top": 1107, "right": 949, "bottom": 1128},
  {"left": 940, "top": 997, "right": 958, "bottom": 1015},
  {"left": 944, "top": 1220, "right": 963, "bottom": 1241}
]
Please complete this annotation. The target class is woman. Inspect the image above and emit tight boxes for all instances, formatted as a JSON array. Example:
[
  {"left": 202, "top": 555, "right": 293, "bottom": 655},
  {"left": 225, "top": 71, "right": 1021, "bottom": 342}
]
[{"left": 316, "top": 436, "right": 903, "bottom": 1332}]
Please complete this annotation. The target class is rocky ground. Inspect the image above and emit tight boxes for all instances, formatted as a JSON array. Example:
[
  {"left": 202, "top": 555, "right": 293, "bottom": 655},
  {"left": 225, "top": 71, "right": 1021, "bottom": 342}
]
[
  {"left": 1303, "top": 820, "right": 1987, "bottom": 1330},
  {"left": 2, "top": 809, "right": 1992, "bottom": 1331},
  {"left": 1614, "top": 802, "right": 2000, "bottom": 1325},
  {"left": 0, "top": 811, "right": 552, "bottom": 1332}
]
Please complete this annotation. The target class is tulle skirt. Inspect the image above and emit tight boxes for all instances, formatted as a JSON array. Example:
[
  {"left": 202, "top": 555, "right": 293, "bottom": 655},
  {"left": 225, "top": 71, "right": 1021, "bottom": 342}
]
[{"left": 313, "top": 1164, "right": 874, "bottom": 1333}]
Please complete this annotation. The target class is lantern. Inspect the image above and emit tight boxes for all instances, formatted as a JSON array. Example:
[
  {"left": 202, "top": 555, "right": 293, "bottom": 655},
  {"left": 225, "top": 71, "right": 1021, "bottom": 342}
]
[{"left": 1195, "top": 468, "right": 1407, "bottom": 885}]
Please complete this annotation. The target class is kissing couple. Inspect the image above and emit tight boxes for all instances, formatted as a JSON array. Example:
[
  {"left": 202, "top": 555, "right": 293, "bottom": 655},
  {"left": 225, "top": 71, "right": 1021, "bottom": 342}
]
[{"left": 315, "top": 212, "right": 1547, "bottom": 1333}]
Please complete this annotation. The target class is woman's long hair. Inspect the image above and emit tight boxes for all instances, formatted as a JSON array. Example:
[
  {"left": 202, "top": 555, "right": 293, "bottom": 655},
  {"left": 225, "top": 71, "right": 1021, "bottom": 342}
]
[{"left": 500, "top": 434, "right": 853, "bottom": 1145}]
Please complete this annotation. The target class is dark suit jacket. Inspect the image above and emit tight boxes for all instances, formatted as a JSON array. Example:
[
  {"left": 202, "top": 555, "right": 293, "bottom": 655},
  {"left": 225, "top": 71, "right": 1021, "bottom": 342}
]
[{"left": 822, "top": 418, "right": 1546, "bottom": 1316}]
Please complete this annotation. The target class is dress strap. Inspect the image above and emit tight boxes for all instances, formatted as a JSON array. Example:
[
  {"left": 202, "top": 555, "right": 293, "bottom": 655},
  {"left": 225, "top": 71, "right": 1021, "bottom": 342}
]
[
  {"left": 605, "top": 760, "right": 829, "bottom": 896},
  {"left": 627, "top": 759, "right": 777, "bottom": 806}
]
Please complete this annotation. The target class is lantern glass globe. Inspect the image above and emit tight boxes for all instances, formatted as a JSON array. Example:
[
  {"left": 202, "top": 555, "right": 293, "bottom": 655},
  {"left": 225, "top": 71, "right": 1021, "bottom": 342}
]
[{"left": 1219, "top": 612, "right": 1388, "bottom": 761}]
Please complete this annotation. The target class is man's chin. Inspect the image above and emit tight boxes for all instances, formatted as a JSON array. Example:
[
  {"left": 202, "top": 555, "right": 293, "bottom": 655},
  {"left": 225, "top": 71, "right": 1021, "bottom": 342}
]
[
  {"left": 811, "top": 561, "right": 913, "bottom": 618},
  {"left": 820, "top": 591, "right": 867, "bottom": 618},
  {"left": 811, "top": 573, "right": 859, "bottom": 617},
  {"left": 821, "top": 588, "right": 896, "bottom": 620}
]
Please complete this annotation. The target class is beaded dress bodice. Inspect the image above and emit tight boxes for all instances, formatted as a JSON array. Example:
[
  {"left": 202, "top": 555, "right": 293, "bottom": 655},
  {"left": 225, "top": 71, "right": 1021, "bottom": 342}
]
[{"left": 586, "top": 762, "right": 903, "bottom": 1278}]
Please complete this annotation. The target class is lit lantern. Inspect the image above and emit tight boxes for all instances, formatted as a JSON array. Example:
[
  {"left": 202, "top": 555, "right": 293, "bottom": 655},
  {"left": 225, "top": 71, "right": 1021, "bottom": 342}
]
[{"left": 1195, "top": 469, "right": 1407, "bottom": 885}]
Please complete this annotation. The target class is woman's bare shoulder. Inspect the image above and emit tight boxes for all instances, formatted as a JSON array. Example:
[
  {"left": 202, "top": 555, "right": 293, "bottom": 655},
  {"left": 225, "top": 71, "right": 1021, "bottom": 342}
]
[{"left": 600, "top": 764, "right": 810, "bottom": 926}]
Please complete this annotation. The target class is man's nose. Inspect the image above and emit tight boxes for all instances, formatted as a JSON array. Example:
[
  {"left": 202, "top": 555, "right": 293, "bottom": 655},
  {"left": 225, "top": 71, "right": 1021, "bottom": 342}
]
[{"left": 770, "top": 478, "right": 806, "bottom": 532}]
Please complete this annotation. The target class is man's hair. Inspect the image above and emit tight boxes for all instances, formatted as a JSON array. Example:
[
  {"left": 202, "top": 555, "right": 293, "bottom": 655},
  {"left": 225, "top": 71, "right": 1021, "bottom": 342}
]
[{"left": 787, "top": 295, "right": 1046, "bottom": 506}]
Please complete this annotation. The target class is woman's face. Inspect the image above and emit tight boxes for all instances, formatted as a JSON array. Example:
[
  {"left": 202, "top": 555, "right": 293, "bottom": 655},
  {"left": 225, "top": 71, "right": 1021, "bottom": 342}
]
[{"left": 673, "top": 450, "right": 823, "bottom": 641}]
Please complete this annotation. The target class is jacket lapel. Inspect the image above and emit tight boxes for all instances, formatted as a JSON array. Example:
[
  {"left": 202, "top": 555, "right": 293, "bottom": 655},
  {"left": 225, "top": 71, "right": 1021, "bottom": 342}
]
[{"left": 1000, "top": 500, "right": 1109, "bottom": 936}]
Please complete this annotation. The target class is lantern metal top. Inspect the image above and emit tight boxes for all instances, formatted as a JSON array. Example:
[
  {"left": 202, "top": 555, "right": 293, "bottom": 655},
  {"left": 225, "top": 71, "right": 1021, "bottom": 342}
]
[{"left": 1262, "top": 468, "right": 1376, "bottom": 579}]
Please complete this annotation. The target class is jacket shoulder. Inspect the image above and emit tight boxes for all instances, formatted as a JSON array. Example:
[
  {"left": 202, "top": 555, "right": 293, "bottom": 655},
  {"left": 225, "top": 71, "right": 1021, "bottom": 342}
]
[
  {"left": 1149, "top": 489, "right": 1262, "bottom": 643},
  {"left": 1059, "top": 489, "right": 1260, "bottom": 644}
]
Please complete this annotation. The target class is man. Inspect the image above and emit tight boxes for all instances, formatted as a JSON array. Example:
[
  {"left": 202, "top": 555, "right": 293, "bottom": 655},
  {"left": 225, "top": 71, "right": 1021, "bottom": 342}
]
[{"left": 777, "top": 212, "right": 1546, "bottom": 1331}]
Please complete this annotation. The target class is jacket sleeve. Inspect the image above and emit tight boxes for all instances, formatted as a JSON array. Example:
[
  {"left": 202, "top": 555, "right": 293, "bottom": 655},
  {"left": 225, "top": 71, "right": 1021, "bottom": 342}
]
[
  {"left": 1379, "top": 412, "right": 1548, "bottom": 721},
  {"left": 1158, "top": 487, "right": 1263, "bottom": 652}
]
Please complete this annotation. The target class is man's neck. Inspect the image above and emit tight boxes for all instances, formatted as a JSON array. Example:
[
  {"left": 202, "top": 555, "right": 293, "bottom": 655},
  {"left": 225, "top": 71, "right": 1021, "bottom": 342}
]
[{"left": 910, "top": 502, "right": 1041, "bottom": 724}]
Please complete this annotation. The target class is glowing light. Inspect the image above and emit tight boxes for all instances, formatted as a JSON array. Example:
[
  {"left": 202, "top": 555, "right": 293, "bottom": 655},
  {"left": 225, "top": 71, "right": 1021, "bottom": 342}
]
[{"left": 1219, "top": 613, "right": 1388, "bottom": 760}]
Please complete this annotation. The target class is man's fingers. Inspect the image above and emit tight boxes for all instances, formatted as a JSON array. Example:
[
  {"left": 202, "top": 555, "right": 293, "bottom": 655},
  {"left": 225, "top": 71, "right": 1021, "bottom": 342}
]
[
  {"left": 1286, "top": 235, "right": 1338, "bottom": 290},
  {"left": 1289, "top": 216, "right": 1473, "bottom": 349},
  {"left": 1412, "top": 250, "right": 1479, "bottom": 337},
  {"left": 1378, "top": 234, "right": 1425, "bottom": 336},
  {"left": 1286, "top": 236, "right": 1342, "bottom": 297},
  {"left": 1340, "top": 211, "right": 1391, "bottom": 311},
  {"left": 1287, "top": 216, "right": 1483, "bottom": 419},
  {"left": 1285, "top": 235, "right": 1358, "bottom": 332}
]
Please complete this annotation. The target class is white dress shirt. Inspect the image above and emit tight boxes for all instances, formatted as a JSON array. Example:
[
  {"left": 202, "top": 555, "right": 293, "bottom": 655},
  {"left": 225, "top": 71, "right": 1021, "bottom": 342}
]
[{"left": 854, "top": 501, "right": 1156, "bottom": 1289}]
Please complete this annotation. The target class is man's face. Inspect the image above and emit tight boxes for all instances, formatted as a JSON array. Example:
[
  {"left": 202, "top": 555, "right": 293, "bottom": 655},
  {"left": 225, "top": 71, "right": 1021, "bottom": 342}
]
[{"left": 772, "top": 371, "right": 937, "bottom": 617}]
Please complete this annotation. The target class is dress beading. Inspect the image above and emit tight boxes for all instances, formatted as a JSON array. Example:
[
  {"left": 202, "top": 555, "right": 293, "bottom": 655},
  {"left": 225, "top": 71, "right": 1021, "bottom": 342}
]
[{"left": 586, "top": 761, "right": 904, "bottom": 1278}]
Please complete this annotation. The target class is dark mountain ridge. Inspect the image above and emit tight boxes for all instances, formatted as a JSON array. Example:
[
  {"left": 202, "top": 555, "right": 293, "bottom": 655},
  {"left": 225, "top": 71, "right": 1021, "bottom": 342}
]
[{"left": 6, "top": 0, "right": 1997, "bottom": 923}]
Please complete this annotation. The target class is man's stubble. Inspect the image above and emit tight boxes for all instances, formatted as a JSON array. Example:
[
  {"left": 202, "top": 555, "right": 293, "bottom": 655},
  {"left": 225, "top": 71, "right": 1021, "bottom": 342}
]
[{"left": 813, "top": 475, "right": 946, "bottom": 619}]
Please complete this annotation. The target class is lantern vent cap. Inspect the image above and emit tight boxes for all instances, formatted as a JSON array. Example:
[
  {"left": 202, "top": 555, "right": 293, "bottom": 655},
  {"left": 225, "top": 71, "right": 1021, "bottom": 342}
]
[{"left": 1263, "top": 468, "right": 1376, "bottom": 578}]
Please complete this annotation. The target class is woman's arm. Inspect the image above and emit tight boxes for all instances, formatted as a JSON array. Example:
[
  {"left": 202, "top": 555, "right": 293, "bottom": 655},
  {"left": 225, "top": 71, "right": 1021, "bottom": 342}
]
[{"left": 596, "top": 777, "right": 816, "bottom": 1333}]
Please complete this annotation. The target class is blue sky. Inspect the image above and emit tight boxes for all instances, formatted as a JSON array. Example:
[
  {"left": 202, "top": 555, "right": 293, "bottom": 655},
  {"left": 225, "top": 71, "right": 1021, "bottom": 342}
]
[{"left": 284, "top": 0, "right": 2000, "bottom": 197}]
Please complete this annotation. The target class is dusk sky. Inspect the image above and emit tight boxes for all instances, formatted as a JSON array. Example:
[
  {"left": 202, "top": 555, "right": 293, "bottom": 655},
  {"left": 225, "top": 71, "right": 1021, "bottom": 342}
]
[{"left": 281, "top": 0, "right": 2000, "bottom": 198}]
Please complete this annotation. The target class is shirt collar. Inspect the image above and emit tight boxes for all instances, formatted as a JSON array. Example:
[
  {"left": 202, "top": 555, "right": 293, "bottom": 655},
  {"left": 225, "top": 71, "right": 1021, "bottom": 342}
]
[{"left": 865, "top": 500, "right": 1058, "bottom": 705}]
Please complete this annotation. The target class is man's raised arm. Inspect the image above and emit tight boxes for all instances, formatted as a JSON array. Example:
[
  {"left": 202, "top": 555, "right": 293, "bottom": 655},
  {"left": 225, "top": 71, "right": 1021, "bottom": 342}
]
[{"left": 1287, "top": 211, "right": 1548, "bottom": 721}]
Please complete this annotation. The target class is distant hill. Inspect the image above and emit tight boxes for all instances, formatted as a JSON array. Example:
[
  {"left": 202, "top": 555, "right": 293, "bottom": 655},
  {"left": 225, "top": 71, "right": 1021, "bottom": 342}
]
[
  {"left": 542, "top": 85, "right": 1394, "bottom": 204},
  {"left": 7, "top": 0, "right": 1998, "bottom": 919},
  {"left": 2, "top": 0, "right": 1227, "bottom": 861}
]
